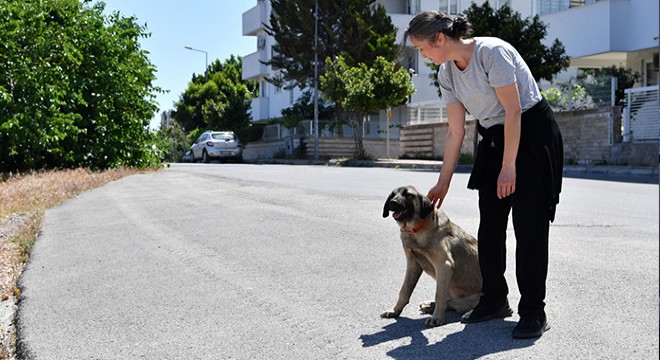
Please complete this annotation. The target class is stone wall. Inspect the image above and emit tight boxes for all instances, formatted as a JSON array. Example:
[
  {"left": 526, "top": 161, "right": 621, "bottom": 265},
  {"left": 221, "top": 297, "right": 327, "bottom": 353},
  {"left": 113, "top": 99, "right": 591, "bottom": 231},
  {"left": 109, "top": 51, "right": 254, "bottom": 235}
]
[
  {"left": 556, "top": 106, "right": 656, "bottom": 166},
  {"left": 242, "top": 140, "right": 285, "bottom": 161},
  {"left": 245, "top": 107, "right": 657, "bottom": 166},
  {"left": 243, "top": 137, "right": 400, "bottom": 161},
  {"left": 555, "top": 107, "right": 613, "bottom": 165},
  {"left": 399, "top": 107, "right": 657, "bottom": 166}
]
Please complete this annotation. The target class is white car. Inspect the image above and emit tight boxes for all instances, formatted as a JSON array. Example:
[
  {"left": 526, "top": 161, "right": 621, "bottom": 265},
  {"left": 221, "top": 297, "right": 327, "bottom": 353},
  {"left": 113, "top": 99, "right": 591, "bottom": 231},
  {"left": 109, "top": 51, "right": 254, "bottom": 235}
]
[{"left": 190, "top": 131, "right": 243, "bottom": 163}]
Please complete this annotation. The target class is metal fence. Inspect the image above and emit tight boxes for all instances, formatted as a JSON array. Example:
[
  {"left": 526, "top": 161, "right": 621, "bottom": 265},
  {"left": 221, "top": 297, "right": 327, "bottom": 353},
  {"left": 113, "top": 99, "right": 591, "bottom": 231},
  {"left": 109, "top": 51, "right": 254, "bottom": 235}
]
[
  {"left": 269, "top": 118, "right": 392, "bottom": 140},
  {"left": 533, "top": 0, "right": 602, "bottom": 16},
  {"left": 494, "top": 76, "right": 659, "bottom": 144},
  {"left": 263, "top": 80, "right": 658, "bottom": 144},
  {"left": 623, "top": 85, "right": 659, "bottom": 143},
  {"left": 541, "top": 76, "right": 616, "bottom": 111},
  {"left": 262, "top": 120, "right": 355, "bottom": 140},
  {"left": 403, "top": 76, "right": 616, "bottom": 125},
  {"left": 407, "top": 101, "right": 444, "bottom": 125},
  {"left": 262, "top": 124, "right": 282, "bottom": 140},
  {"left": 405, "top": 101, "right": 478, "bottom": 125}
]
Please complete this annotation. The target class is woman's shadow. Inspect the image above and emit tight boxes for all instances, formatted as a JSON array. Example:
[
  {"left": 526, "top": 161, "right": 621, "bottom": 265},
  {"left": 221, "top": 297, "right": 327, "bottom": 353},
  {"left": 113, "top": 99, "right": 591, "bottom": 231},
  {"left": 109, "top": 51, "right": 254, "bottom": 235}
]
[{"left": 359, "top": 312, "right": 537, "bottom": 360}]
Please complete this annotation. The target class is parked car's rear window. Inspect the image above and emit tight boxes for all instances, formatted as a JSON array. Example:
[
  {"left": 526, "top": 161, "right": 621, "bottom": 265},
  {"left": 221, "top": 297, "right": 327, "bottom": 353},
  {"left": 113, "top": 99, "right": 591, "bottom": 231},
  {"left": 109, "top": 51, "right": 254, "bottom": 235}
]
[{"left": 212, "top": 133, "right": 235, "bottom": 141}]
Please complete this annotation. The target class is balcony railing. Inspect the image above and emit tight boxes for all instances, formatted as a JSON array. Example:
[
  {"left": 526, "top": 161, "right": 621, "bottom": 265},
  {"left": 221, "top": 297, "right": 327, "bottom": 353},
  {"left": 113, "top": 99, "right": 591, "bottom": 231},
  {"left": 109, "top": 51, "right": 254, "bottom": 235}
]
[{"left": 533, "top": 0, "right": 602, "bottom": 15}]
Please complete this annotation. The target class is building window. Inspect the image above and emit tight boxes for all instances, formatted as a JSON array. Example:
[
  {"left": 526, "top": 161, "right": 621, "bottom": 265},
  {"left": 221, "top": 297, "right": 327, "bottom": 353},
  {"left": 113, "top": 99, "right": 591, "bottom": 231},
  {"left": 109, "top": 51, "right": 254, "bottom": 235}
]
[
  {"left": 271, "top": 47, "right": 279, "bottom": 71},
  {"left": 534, "top": 0, "right": 601, "bottom": 16},
  {"left": 407, "top": 0, "right": 419, "bottom": 14},
  {"left": 644, "top": 53, "right": 659, "bottom": 87},
  {"left": 439, "top": 0, "right": 459, "bottom": 15}
]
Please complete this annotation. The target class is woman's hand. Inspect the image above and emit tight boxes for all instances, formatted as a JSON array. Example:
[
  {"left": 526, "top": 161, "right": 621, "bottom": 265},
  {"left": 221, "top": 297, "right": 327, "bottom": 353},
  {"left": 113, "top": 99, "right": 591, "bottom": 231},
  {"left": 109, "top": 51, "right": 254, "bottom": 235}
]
[
  {"left": 427, "top": 181, "right": 450, "bottom": 209},
  {"left": 497, "top": 164, "right": 516, "bottom": 199}
]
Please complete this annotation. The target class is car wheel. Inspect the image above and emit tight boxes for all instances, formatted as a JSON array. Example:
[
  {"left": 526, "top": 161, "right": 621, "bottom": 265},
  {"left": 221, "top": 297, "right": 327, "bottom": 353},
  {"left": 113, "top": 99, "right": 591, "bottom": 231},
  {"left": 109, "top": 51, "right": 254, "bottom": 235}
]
[
  {"left": 190, "top": 151, "right": 196, "bottom": 163},
  {"left": 202, "top": 150, "right": 210, "bottom": 163}
]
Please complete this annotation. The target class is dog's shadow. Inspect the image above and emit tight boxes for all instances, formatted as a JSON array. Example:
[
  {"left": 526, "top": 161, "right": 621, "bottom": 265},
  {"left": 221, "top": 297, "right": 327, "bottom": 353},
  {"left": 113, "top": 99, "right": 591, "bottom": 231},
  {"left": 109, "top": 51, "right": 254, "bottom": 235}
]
[{"left": 360, "top": 313, "right": 536, "bottom": 360}]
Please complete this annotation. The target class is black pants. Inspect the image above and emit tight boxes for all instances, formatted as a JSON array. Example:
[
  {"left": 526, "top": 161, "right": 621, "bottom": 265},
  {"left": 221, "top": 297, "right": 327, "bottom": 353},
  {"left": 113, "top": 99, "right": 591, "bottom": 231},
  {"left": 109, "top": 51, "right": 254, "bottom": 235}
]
[{"left": 468, "top": 98, "right": 563, "bottom": 319}]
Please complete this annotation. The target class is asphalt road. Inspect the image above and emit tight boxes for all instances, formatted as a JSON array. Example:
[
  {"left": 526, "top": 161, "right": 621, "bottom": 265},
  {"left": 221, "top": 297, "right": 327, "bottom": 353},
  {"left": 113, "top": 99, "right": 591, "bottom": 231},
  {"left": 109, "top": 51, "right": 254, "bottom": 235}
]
[{"left": 16, "top": 163, "right": 659, "bottom": 359}]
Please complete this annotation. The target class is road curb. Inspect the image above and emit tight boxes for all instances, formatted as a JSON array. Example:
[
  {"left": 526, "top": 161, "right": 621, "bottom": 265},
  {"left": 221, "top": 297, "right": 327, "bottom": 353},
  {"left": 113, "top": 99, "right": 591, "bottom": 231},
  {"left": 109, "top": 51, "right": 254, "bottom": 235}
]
[{"left": 245, "top": 158, "right": 658, "bottom": 182}]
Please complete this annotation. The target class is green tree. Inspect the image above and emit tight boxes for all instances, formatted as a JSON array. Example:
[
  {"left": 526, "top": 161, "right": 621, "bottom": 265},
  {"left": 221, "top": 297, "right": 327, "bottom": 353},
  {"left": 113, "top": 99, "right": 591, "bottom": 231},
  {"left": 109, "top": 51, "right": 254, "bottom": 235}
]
[
  {"left": 172, "top": 56, "right": 257, "bottom": 136},
  {"left": 321, "top": 55, "right": 415, "bottom": 159},
  {"left": 265, "top": 0, "right": 397, "bottom": 89},
  {"left": 464, "top": 2, "right": 569, "bottom": 82},
  {"left": 426, "top": 2, "right": 570, "bottom": 95},
  {"left": 154, "top": 122, "right": 187, "bottom": 163},
  {"left": 0, "top": 0, "right": 163, "bottom": 172},
  {"left": 276, "top": 90, "right": 335, "bottom": 128}
]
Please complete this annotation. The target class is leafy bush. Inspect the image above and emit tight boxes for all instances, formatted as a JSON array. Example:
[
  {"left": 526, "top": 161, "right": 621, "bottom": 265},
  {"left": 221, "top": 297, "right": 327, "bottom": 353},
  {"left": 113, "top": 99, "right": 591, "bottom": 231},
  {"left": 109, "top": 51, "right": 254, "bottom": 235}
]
[{"left": 0, "top": 0, "right": 163, "bottom": 173}]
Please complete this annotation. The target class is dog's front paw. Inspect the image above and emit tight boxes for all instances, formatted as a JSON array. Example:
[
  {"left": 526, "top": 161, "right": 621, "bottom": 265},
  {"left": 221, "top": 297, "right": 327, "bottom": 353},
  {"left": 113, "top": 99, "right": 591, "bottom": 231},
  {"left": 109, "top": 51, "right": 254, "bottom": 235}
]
[
  {"left": 380, "top": 309, "right": 402, "bottom": 318},
  {"left": 425, "top": 316, "right": 444, "bottom": 328}
]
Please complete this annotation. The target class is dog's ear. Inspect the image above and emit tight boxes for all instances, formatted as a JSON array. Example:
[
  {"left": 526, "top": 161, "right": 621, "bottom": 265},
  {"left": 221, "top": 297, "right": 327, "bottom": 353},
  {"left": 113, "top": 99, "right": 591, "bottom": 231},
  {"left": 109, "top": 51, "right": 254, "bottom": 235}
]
[
  {"left": 383, "top": 192, "right": 395, "bottom": 218},
  {"left": 418, "top": 193, "right": 435, "bottom": 219}
]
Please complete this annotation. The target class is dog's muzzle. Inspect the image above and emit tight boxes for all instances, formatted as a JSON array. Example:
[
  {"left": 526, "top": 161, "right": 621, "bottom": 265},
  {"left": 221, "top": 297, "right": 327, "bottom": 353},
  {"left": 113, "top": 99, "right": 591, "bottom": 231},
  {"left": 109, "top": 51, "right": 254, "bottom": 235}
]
[
  {"left": 392, "top": 209, "right": 408, "bottom": 221},
  {"left": 388, "top": 199, "right": 409, "bottom": 221}
]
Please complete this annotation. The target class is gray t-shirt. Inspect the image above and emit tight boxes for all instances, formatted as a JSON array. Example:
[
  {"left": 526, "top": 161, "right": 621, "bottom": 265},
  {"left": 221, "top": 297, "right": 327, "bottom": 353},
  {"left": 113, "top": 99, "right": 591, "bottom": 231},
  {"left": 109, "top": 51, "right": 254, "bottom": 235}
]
[{"left": 438, "top": 37, "right": 542, "bottom": 128}]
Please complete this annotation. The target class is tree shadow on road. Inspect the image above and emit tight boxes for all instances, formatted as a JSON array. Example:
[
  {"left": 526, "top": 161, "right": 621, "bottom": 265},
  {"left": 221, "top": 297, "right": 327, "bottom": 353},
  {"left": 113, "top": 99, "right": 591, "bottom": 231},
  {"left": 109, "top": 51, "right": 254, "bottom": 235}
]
[{"left": 360, "top": 313, "right": 537, "bottom": 360}]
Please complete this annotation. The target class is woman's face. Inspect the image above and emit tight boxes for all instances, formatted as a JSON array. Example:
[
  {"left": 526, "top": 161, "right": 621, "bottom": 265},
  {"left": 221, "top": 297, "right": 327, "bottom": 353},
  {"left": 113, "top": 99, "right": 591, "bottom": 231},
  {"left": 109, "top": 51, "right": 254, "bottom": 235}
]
[{"left": 410, "top": 33, "right": 446, "bottom": 65}]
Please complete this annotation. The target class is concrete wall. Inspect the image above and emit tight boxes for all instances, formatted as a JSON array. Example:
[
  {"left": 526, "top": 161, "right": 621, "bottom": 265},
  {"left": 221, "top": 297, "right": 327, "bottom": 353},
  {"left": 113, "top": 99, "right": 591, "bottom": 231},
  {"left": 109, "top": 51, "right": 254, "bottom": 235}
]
[
  {"left": 556, "top": 106, "right": 656, "bottom": 166},
  {"left": 399, "top": 108, "right": 657, "bottom": 166},
  {"left": 610, "top": 143, "right": 659, "bottom": 166},
  {"left": 245, "top": 107, "right": 657, "bottom": 166},
  {"left": 556, "top": 107, "right": 613, "bottom": 165},
  {"left": 243, "top": 137, "right": 400, "bottom": 161},
  {"left": 242, "top": 140, "right": 285, "bottom": 161}
]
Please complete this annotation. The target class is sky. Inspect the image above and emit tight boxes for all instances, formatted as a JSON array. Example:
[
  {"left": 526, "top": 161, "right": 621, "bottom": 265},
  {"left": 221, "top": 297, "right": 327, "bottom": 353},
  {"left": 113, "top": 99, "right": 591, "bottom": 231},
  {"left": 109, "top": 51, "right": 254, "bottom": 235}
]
[{"left": 100, "top": 0, "right": 257, "bottom": 129}]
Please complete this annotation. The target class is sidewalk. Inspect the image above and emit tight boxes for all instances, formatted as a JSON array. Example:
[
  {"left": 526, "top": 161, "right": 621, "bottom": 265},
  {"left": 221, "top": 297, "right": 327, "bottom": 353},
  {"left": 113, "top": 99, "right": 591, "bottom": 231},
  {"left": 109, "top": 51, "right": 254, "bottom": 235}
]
[{"left": 248, "top": 157, "right": 659, "bottom": 183}]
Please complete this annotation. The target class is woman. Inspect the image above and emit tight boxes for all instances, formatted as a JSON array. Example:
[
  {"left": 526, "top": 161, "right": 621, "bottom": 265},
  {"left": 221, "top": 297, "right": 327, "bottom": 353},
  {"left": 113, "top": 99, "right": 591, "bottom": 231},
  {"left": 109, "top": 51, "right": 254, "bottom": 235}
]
[{"left": 404, "top": 11, "right": 563, "bottom": 339}]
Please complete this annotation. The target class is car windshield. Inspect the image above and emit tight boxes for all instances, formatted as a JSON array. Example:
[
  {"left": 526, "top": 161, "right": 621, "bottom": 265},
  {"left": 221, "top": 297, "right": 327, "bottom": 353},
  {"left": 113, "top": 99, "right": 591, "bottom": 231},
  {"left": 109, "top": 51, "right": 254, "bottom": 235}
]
[{"left": 211, "top": 133, "right": 235, "bottom": 141}]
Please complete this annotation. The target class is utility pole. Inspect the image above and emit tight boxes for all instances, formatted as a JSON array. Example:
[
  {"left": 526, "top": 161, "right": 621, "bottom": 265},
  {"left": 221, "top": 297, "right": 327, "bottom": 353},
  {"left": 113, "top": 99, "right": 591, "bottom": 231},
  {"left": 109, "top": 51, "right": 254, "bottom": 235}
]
[{"left": 313, "top": 0, "right": 320, "bottom": 161}]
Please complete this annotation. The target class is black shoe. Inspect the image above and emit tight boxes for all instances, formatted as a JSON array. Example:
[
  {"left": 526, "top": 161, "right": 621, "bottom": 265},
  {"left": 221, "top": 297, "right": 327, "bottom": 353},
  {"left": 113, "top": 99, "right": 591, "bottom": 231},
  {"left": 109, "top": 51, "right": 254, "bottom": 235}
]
[
  {"left": 461, "top": 300, "right": 513, "bottom": 324},
  {"left": 512, "top": 317, "right": 550, "bottom": 339}
]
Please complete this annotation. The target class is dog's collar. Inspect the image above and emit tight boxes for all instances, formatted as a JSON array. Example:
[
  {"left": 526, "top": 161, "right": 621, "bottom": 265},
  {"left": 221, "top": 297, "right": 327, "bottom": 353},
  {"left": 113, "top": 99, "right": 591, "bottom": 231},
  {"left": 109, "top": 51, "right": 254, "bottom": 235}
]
[{"left": 401, "top": 214, "right": 431, "bottom": 234}]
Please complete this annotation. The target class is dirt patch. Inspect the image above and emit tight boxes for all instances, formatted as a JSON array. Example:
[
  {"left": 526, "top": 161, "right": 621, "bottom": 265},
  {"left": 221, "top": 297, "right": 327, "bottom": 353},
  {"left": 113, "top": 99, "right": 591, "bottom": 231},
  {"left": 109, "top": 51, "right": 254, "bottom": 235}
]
[{"left": 0, "top": 215, "right": 30, "bottom": 360}]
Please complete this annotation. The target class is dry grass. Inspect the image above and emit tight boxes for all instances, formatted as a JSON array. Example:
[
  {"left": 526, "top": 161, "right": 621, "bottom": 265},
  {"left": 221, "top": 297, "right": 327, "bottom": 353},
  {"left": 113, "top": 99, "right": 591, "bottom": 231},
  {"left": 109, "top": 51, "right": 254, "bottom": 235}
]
[{"left": 0, "top": 167, "right": 157, "bottom": 359}]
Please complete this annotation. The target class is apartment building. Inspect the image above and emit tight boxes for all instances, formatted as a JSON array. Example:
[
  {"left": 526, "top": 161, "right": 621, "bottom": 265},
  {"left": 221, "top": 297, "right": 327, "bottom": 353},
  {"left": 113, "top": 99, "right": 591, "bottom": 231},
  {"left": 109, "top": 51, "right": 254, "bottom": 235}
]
[{"left": 242, "top": 0, "right": 658, "bottom": 142}]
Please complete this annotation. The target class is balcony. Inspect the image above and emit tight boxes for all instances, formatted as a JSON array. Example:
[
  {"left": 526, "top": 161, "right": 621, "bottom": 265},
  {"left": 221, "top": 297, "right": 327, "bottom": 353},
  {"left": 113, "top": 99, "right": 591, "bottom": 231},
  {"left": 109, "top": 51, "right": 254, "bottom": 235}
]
[
  {"left": 242, "top": 1, "right": 269, "bottom": 36},
  {"left": 242, "top": 51, "right": 268, "bottom": 81},
  {"left": 541, "top": 0, "right": 658, "bottom": 60}
]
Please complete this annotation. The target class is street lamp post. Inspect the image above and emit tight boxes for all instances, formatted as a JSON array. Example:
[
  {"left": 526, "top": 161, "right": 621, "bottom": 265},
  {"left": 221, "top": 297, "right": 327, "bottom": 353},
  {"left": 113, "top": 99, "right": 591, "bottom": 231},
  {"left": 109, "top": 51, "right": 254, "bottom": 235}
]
[{"left": 184, "top": 46, "right": 208, "bottom": 71}]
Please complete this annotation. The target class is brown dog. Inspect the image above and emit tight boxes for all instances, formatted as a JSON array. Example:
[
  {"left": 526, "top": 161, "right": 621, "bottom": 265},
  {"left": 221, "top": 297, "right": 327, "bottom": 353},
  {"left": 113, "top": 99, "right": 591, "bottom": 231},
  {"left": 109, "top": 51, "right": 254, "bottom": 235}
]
[{"left": 381, "top": 186, "right": 482, "bottom": 327}]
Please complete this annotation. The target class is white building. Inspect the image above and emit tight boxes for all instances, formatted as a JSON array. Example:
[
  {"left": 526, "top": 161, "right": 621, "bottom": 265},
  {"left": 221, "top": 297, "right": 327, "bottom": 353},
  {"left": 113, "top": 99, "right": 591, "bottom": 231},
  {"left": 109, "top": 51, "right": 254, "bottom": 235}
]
[
  {"left": 242, "top": 0, "right": 658, "bottom": 141},
  {"left": 160, "top": 110, "right": 173, "bottom": 129}
]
